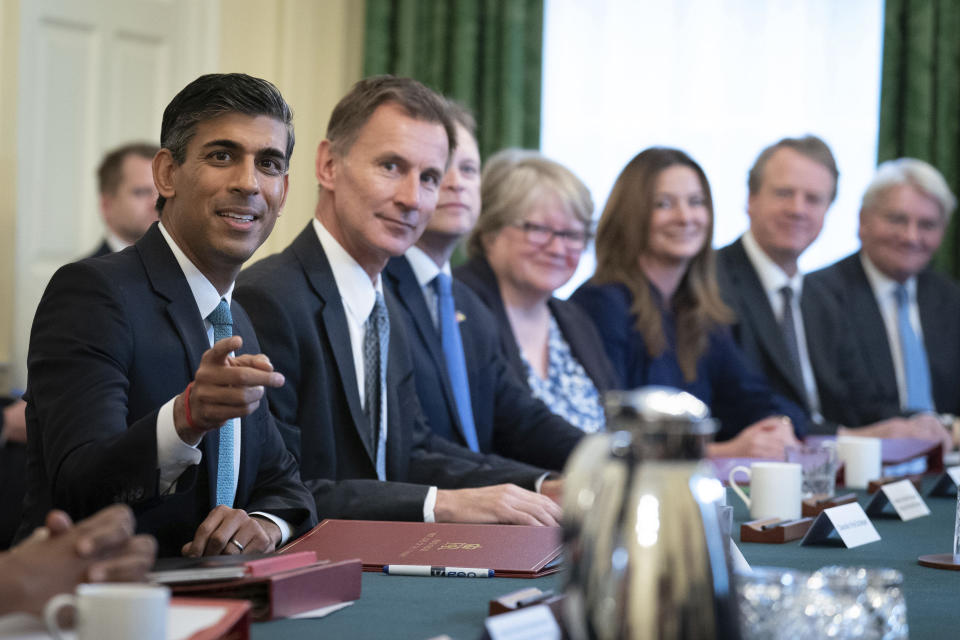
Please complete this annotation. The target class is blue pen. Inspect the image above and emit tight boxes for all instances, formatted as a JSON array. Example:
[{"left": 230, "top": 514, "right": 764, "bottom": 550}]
[{"left": 382, "top": 564, "right": 494, "bottom": 577}]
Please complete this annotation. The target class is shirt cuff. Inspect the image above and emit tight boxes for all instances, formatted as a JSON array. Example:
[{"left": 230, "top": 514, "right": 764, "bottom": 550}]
[
  {"left": 250, "top": 512, "right": 293, "bottom": 546},
  {"left": 156, "top": 397, "right": 202, "bottom": 493},
  {"left": 534, "top": 472, "right": 553, "bottom": 493},
  {"left": 423, "top": 486, "right": 438, "bottom": 522}
]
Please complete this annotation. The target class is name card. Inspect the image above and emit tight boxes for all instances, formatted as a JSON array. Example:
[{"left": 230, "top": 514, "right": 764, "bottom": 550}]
[
  {"left": 927, "top": 466, "right": 960, "bottom": 497},
  {"left": 866, "top": 479, "right": 931, "bottom": 521},
  {"left": 486, "top": 604, "right": 561, "bottom": 640},
  {"left": 801, "top": 502, "right": 880, "bottom": 548}
]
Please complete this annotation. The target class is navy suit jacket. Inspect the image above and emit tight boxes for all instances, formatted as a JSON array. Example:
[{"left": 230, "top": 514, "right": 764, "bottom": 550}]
[
  {"left": 19, "top": 224, "right": 316, "bottom": 557},
  {"left": 453, "top": 256, "right": 618, "bottom": 395},
  {"left": 716, "top": 239, "right": 887, "bottom": 430},
  {"left": 807, "top": 251, "right": 960, "bottom": 416},
  {"left": 384, "top": 256, "right": 583, "bottom": 471},
  {"left": 569, "top": 280, "right": 807, "bottom": 441},
  {"left": 234, "top": 224, "right": 544, "bottom": 522}
]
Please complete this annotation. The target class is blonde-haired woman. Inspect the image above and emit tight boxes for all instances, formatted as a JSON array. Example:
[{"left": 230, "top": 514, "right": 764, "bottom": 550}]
[
  {"left": 571, "top": 147, "right": 804, "bottom": 457},
  {"left": 455, "top": 149, "right": 616, "bottom": 434}
]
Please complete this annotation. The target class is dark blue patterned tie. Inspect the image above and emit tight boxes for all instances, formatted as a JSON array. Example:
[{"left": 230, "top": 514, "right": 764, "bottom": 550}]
[
  {"left": 363, "top": 291, "right": 389, "bottom": 479},
  {"left": 895, "top": 285, "right": 934, "bottom": 411},
  {"left": 208, "top": 299, "right": 236, "bottom": 506},
  {"left": 434, "top": 273, "right": 480, "bottom": 452},
  {"left": 778, "top": 285, "right": 803, "bottom": 385}
]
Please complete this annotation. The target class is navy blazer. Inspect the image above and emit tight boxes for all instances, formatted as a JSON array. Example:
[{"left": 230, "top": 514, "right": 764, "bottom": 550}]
[
  {"left": 19, "top": 224, "right": 316, "bottom": 556},
  {"left": 384, "top": 255, "right": 583, "bottom": 471},
  {"left": 569, "top": 280, "right": 807, "bottom": 441},
  {"left": 716, "top": 239, "right": 888, "bottom": 430},
  {"left": 453, "top": 256, "right": 618, "bottom": 395},
  {"left": 807, "top": 251, "right": 960, "bottom": 416},
  {"left": 235, "top": 224, "right": 544, "bottom": 522}
]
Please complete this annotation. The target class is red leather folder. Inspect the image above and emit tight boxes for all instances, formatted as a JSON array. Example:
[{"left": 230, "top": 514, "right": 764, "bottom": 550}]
[
  {"left": 170, "top": 559, "right": 362, "bottom": 621},
  {"left": 280, "top": 519, "right": 563, "bottom": 578}
]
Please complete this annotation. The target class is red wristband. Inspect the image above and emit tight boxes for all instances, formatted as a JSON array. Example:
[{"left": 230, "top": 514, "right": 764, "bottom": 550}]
[{"left": 184, "top": 381, "right": 197, "bottom": 429}]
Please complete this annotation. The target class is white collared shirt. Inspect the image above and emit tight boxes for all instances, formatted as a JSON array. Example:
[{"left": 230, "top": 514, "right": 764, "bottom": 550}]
[
  {"left": 404, "top": 245, "right": 452, "bottom": 329},
  {"left": 741, "top": 231, "right": 822, "bottom": 417},
  {"left": 312, "top": 219, "right": 440, "bottom": 520},
  {"left": 155, "top": 222, "right": 290, "bottom": 543},
  {"left": 860, "top": 252, "right": 924, "bottom": 411},
  {"left": 105, "top": 230, "right": 132, "bottom": 254}
]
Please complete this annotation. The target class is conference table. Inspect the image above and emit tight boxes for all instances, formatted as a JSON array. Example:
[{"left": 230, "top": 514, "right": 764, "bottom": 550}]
[{"left": 252, "top": 480, "right": 958, "bottom": 639}]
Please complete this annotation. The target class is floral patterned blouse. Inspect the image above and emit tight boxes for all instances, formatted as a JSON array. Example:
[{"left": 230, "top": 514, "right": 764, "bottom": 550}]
[{"left": 522, "top": 314, "right": 606, "bottom": 433}]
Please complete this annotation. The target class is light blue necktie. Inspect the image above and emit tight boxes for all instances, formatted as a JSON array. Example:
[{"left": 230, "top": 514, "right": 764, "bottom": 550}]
[
  {"left": 208, "top": 299, "right": 237, "bottom": 507},
  {"left": 434, "top": 273, "right": 480, "bottom": 452},
  {"left": 895, "top": 284, "right": 934, "bottom": 412},
  {"left": 363, "top": 291, "right": 390, "bottom": 480}
]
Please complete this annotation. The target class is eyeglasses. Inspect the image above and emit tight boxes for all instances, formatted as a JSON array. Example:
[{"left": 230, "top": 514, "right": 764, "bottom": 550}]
[{"left": 512, "top": 221, "right": 593, "bottom": 251}]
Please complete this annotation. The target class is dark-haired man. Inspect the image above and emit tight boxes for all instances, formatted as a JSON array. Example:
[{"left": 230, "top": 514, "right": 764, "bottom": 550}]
[
  {"left": 236, "top": 76, "right": 561, "bottom": 525},
  {"left": 87, "top": 142, "right": 160, "bottom": 258},
  {"left": 19, "top": 73, "right": 316, "bottom": 557},
  {"left": 717, "top": 137, "right": 949, "bottom": 448}
]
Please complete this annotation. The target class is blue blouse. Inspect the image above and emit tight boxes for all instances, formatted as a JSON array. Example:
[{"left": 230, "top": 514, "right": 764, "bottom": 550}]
[
  {"left": 570, "top": 281, "right": 806, "bottom": 440},
  {"left": 522, "top": 314, "right": 606, "bottom": 433}
]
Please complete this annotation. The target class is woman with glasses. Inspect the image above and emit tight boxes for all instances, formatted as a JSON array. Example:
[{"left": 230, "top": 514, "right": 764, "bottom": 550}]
[
  {"left": 455, "top": 149, "right": 616, "bottom": 433},
  {"left": 571, "top": 147, "right": 805, "bottom": 457}
]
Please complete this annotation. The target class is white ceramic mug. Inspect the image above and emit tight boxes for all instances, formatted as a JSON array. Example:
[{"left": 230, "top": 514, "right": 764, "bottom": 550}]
[
  {"left": 728, "top": 461, "right": 802, "bottom": 520},
  {"left": 836, "top": 436, "right": 882, "bottom": 489},
  {"left": 43, "top": 583, "right": 169, "bottom": 640}
]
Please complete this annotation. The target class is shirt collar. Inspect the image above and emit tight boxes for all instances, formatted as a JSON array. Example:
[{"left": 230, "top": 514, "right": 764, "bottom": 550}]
[
  {"left": 158, "top": 221, "right": 232, "bottom": 319},
  {"left": 312, "top": 217, "right": 381, "bottom": 321},
  {"left": 105, "top": 230, "right": 131, "bottom": 254},
  {"left": 742, "top": 230, "right": 804, "bottom": 295},
  {"left": 860, "top": 251, "right": 917, "bottom": 300},
  {"left": 405, "top": 245, "right": 451, "bottom": 289}
]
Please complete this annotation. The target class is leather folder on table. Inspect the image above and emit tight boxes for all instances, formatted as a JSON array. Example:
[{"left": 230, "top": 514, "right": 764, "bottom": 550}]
[
  {"left": 170, "top": 559, "right": 362, "bottom": 621},
  {"left": 280, "top": 519, "right": 564, "bottom": 578},
  {"left": 170, "top": 597, "right": 252, "bottom": 640}
]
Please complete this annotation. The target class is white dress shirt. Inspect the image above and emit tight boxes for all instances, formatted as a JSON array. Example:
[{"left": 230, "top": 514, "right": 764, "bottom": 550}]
[
  {"left": 404, "top": 245, "right": 451, "bottom": 328},
  {"left": 860, "top": 253, "right": 924, "bottom": 411},
  {"left": 313, "top": 220, "right": 439, "bottom": 520},
  {"left": 742, "top": 231, "right": 822, "bottom": 418},
  {"left": 154, "top": 222, "right": 291, "bottom": 543},
  {"left": 105, "top": 230, "right": 132, "bottom": 254}
]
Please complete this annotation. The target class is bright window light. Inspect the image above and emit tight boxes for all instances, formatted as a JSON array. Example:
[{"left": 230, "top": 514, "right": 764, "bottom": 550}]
[{"left": 541, "top": 0, "right": 884, "bottom": 297}]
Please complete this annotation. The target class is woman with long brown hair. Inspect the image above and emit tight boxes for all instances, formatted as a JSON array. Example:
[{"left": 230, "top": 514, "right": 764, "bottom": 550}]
[{"left": 571, "top": 147, "right": 804, "bottom": 457}]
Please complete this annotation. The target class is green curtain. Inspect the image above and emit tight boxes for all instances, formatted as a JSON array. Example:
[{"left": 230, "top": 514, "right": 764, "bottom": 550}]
[
  {"left": 363, "top": 0, "right": 543, "bottom": 160},
  {"left": 877, "top": 0, "right": 960, "bottom": 277}
]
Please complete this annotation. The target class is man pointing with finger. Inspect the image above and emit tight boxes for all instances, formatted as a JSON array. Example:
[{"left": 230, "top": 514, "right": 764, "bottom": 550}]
[{"left": 18, "top": 73, "right": 316, "bottom": 557}]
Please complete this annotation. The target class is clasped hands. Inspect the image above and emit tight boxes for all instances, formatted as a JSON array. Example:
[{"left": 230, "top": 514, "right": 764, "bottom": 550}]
[{"left": 171, "top": 336, "right": 285, "bottom": 557}]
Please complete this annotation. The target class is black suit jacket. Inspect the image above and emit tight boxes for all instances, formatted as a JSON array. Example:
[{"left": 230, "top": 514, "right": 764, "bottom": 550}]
[
  {"left": 716, "top": 239, "right": 887, "bottom": 430},
  {"left": 807, "top": 251, "right": 960, "bottom": 416},
  {"left": 453, "top": 256, "right": 618, "bottom": 394},
  {"left": 19, "top": 224, "right": 316, "bottom": 556},
  {"left": 234, "top": 224, "right": 543, "bottom": 522},
  {"left": 384, "top": 256, "right": 583, "bottom": 471}
]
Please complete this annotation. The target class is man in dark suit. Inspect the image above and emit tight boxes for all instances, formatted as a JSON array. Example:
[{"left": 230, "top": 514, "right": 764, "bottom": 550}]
[
  {"left": 235, "top": 76, "right": 561, "bottom": 525},
  {"left": 383, "top": 102, "right": 583, "bottom": 472},
  {"left": 718, "top": 138, "right": 949, "bottom": 447},
  {"left": 20, "top": 74, "right": 316, "bottom": 557},
  {"left": 809, "top": 158, "right": 960, "bottom": 429},
  {"left": 87, "top": 142, "right": 160, "bottom": 258}
]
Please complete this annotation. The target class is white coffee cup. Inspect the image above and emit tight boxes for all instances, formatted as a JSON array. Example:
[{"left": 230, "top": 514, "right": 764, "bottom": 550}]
[
  {"left": 728, "top": 461, "right": 802, "bottom": 520},
  {"left": 836, "top": 436, "right": 882, "bottom": 489},
  {"left": 43, "top": 583, "right": 169, "bottom": 640}
]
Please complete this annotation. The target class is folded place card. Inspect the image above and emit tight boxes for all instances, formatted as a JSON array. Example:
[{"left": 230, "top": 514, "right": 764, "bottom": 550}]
[
  {"left": 927, "top": 466, "right": 960, "bottom": 498},
  {"left": 865, "top": 479, "right": 931, "bottom": 521},
  {"left": 801, "top": 502, "right": 880, "bottom": 548},
  {"left": 485, "top": 604, "right": 561, "bottom": 640}
]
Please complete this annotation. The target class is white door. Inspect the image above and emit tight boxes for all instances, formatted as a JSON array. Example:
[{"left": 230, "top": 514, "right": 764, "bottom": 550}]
[{"left": 12, "top": 0, "right": 218, "bottom": 388}]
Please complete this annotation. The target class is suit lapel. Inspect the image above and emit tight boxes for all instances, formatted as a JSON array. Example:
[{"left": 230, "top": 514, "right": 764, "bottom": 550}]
[
  {"left": 385, "top": 257, "right": 464, "bottom": 439},
  {"left": 727, "top": 240, "right": 807, "bottom": 403},
  {"left": 291, "top": 225, "right": 375, "bottom": 465},
  {"left": 845, "top": 254, "right": 898, "bottom": 399}
]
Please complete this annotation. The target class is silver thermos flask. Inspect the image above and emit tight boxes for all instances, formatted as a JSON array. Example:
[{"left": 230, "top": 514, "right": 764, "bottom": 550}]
[{"left": 562, "top": 387, "right": 740, "bottom": 639}]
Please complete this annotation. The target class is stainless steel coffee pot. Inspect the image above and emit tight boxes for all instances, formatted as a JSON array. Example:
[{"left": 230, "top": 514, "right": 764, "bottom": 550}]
[{"left": 562, "top": 387, "right": 740, "bottom": 639}]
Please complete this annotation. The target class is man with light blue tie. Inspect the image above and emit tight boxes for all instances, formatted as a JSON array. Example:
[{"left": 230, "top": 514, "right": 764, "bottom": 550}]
[
  {"left": 810, "top": 158, "right": 960, "bottom": 427},
  {"left": 383, "top": 102, "right": 584, "bottom": 472},
  {"left": 18, "top": 73, "right": 316, "bottom": 557}
]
